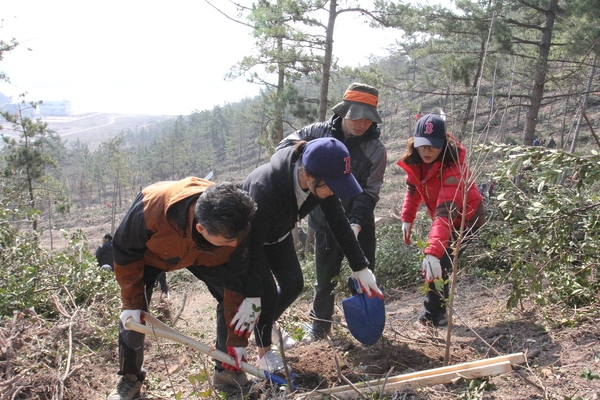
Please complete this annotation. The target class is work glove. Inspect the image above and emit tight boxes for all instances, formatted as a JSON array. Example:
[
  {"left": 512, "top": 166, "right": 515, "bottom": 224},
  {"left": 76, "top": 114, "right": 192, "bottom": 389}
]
[
  {"left": 120, "top": 309, "right": 143, "bottom": 329},
  {"left": 223, "top": 346, "right": 247, "bottom": 372},
  {"left": 350, "top": 224, "right": 361, "bottom": 239},
  {"left": 230, "top": 297, "right": 261, "bottom": 338},
  {"left": 352, "top": 268, "right": 384, "bottom": 299},
  {"left": 422, "top": 254, "right": 442, "bottom": 283},
  {"left": 402, "top": 222, "right": 412, "bottom": 245}
]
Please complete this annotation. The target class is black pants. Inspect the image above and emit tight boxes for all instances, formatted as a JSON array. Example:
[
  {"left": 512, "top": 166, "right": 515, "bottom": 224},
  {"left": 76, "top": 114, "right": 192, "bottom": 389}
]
[
  {"left": 422, "top": 228, "right": 479, "bottom": 320},
  {"left": 117, "top": 265, "right": 227, "bottom": 377},
  {"left": 310, "top": 223, "right": 376, "bottom": 337},
  {"left": 254, "top": 234, "right": 304, "bottom": 348}
]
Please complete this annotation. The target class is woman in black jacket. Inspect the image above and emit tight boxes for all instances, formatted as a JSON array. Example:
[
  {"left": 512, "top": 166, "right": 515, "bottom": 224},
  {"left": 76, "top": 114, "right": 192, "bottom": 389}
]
[{"left": 240, "top": 137, "right": 383, "bottom": 373}]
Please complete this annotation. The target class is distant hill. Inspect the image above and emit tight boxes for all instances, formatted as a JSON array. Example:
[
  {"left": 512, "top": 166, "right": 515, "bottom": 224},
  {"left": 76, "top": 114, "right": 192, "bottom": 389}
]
[
  {"left": 0, "top": 92, "right": 11, "bottom": 105},
  {"left": 42, "top": 113, "right": 173, "bottom": 150}
]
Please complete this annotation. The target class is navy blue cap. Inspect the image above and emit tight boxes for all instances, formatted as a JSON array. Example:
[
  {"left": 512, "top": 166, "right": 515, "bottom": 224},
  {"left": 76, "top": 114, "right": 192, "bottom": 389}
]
[
  {"left": 414, "top": 114, "right": 446, "bottom": 149},
  {"left": 302, "top": 138, "right": 363, "bottom": 199}
]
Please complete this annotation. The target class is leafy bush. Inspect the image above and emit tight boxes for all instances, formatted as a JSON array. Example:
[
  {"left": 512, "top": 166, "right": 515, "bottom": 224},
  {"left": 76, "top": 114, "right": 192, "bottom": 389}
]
[
  {"left": 0, "top": 221, "right": 119, "bottom": 318},
  {"left": 374, "top": 222, "right": 422, "bottom": 290},
  {"left": 481, "top": 145, "right": 600, "bottom": 310}
]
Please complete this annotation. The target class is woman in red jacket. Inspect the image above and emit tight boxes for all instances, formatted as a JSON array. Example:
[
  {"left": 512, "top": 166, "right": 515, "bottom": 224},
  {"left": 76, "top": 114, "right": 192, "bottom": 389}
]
[{"left": 397, "top": 114, "right": 485, "bottom": 327}]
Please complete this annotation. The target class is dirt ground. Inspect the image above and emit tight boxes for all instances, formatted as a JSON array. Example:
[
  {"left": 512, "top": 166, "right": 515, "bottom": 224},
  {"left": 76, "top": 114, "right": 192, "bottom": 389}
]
[
  {"left": 5, "top": 273, "right": 597, "bottom": 400},
  {"left": 8, "top": 206, "right": 599, "bottom": 400},
  {"left": 123, "top": 278, "right": 599, "bottom": 400}
]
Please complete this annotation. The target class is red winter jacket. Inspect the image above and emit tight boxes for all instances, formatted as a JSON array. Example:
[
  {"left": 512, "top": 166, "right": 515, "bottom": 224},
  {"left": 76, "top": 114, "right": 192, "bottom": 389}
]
[{"left": 397, "top": 141, "right": 485, "bottom": 259}]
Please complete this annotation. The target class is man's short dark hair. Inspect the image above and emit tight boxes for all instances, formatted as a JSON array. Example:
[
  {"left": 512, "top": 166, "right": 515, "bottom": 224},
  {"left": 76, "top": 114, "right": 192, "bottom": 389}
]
[
  {"left": 195, "top": 182, "right": 256, "bottom": 239},
  {"left": 103, "top": 233, "right": 113, "bottom": 241}
]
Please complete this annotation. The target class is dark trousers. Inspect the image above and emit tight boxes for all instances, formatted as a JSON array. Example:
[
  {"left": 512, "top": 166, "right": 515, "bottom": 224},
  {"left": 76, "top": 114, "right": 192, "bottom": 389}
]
[
  {"left": 422, "top": 228, "right": 479, "bottom": 319},
  {"left": 254, "top": 234, "right": 304, "bottom": 348},
  {"left": 310, "top": 224, "right": 376, "bottom": 337},
  {"left": 144, "top": 271, "right": 168, "bottom": 301},
  {"left": 422, "top": 248, "right": 452, "bottom": 319},
  {"left": 156, "top": 271, "right": 168, "bottom": 294},
  {"left": 117, "top": 265, "right": 227, "bottom": 377}
]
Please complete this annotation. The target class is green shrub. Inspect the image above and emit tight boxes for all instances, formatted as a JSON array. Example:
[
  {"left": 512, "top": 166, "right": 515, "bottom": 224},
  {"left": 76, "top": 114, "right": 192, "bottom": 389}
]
[
  {"left": 479, "top": 144, "right": 600, "bottom": 310},
  {"left": 0, "top": 223, "right": 120, "bottom": 319},
  {"left": 374, "top": 222, "right": 422, "bottom": 290}
]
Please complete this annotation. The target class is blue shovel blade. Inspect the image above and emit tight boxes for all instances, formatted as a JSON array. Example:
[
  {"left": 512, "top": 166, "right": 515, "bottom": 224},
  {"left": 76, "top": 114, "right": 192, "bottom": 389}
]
[{"left": 342, "top": 279, "right": 385, "bottom": 345}]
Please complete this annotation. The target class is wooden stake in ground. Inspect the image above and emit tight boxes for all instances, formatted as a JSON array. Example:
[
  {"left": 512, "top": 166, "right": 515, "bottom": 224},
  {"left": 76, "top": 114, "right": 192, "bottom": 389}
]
[{"left": 312, "top": 352, "right": 526, "bottom": 398}]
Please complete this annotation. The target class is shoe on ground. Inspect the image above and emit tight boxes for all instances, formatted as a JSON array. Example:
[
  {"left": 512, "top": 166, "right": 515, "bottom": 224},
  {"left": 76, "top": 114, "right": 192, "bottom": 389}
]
[
  {"left": 417, "top": 310, "right": 448, "bottom": 327},
  {"left": 212, "top": 369, "right": 248, "bottom": 390},
  {"left": 257, "top": 349, "right": 285, "bottom": 373},
  {"left": 272, "top": 323, "right": 296, "bottom": 350},
  {"left": 107, "top": 373, "right": 144, "bottom": 400},
  {"left": 301, "top": 330, "right": 322, "bottom": 344},
  {"left": 300, "top": 323, "right": 326, "bottom": 344}
]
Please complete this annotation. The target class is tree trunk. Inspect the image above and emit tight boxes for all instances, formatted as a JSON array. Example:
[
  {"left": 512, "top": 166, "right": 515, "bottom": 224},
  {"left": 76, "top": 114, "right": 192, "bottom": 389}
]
[
  {"left": 459, "top": 41, "right": 486, "bottom": 136},
  {"left": 318, "top": 0, "right": 337, "bottom": 122},
  {"left": 523, "top": 0, "right": 559, "bottom": 145},
  {"left": 275, "top": 34, "right": 285, "bottom": 143},
  {"left": 568, "top": 53, "right": 597, "bottom": 153}
]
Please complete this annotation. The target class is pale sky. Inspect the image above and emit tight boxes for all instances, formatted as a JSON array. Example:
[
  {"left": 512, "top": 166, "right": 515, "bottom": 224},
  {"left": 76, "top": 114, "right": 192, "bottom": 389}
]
[{"left": 0, "top": 1, "right": 400, "bottom": 116}]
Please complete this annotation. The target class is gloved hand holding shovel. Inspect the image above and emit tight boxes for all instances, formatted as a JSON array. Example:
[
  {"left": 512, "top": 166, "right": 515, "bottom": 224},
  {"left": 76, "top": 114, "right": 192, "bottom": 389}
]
[
  {"left": 224, "top": 346, "right": 247, "bottom": 372},
  {"left": 352, "top": 267, "right": 384, "bottom": 299},
  {"left": 120, "top": 309, "right": 143, "bottom": 328}
]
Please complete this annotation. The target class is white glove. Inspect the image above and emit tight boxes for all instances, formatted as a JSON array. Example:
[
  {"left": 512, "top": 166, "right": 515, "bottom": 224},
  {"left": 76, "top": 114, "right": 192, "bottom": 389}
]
[
  {"left": 402, "top": 222, "right": 412, "bottom": 245},
  {"left": 422, "top": 254, "right": 442, "bottom": 282},
  {"left": 120, "top": 309, "right": 142, "bottom": 329},
  {"left": 230, "top": 297, "right": 261, "bottom": 338},
  {"left": 350, "top": 224, "right": 361, "bottom": 239},
  {"left": 224, "top": 346, "right": 247, "bottom": 372},
  {"left": 351, "top": 268, "right": 384, "bottom": 299},
  {"left": 101, "top": 264, "right": 112, "bottom": 270}
]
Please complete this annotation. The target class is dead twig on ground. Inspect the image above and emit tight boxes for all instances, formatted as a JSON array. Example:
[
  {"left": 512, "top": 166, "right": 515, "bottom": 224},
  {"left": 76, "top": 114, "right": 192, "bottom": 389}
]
[
  {"left": 171, "top": 293, "right": 187, "bottom": 327},
  {"left": 330, "top": 339, "right": 368, "bottom": 399}
]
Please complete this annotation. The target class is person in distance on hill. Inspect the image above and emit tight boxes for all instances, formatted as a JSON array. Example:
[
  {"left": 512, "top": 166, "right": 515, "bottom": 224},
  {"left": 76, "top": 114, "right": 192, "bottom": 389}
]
[
  {"left": 107, "top": 179, "right": 259, "bottom": 400},
  {"left": 240, "top": 137, "right": 383, "bottom": 373},
  {"left": 277, "top": 82, "right": 387, "bottom": 341},
  {"left": 96, "top": 233, "right": 114, "bottom": 271},
  {"left": 397, "top": 114, "right": 485, "bottom": 328}
]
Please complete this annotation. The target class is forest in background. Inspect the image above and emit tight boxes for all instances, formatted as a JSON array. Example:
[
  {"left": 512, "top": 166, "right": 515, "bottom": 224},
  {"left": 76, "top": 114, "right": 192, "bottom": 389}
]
[
  {"left": 2, "top": 0, "right": 599, "bottom": 231},
  {"left": 1, "top": 1, "right": 600, "bottom": 398},
  {"left": 1, "top": 0, "right": 599, "bottom": 312}
]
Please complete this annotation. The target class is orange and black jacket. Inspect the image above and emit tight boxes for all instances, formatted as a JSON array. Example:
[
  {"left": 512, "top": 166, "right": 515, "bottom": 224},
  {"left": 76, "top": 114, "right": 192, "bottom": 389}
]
[{"left": 113, "top": 177, "right": 258, "bottom": 346}]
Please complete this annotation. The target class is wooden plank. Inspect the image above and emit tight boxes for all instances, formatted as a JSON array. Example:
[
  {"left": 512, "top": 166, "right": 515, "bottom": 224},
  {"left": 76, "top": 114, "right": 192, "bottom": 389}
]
[
  {"left": 314, "top": 352, "right": 525, "bottom": 397},
  {"left": 312, "top": 361, "right": 512, "bottom": 398}
]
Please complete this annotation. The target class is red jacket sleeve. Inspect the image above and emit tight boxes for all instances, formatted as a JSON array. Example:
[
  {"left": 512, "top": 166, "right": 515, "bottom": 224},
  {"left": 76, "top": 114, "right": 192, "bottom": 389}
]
[{"left": 401, "top": 181, "right": 422, "bottom": 223}]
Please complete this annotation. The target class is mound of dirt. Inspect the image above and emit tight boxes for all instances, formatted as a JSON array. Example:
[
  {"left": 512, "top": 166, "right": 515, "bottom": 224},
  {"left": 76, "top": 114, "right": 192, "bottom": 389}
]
[{"left": 4, "top": 273, "right": 596, "bottom": 399}]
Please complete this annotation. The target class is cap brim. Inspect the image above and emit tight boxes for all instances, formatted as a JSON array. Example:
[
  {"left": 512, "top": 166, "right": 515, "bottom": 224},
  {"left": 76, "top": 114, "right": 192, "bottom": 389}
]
[
  {"left": 332, "top": 101, "right": 382, "bottom": 124},
  {"left": 324, "top": 174, "right": 363, "bottom": 200},
  {"left": 414, "top": 136, "right": 445, "bottom": 149}
]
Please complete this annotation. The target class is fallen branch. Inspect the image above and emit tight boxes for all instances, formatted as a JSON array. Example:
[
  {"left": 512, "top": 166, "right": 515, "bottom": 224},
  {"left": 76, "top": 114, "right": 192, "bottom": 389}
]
[
  {"left": 170, "top": 293, "right": 187, "bottom": 327},
  {"left": 331, "top": 345, "right": 367, "bottom": 399},
  {"left": 61, "top": 309, "right": 79, "bottom": 382}
]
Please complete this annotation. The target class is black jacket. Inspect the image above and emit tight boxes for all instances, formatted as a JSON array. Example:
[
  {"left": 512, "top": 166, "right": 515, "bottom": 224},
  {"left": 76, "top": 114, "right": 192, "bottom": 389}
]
[
  {"left": 242, "top": 145, "right": 369, "bottom": 272},
  {"left": 277, "top": 114, "right": 387, "bottom": 229},
  {"left": 96, "top": 241, "right": 114, "bottom": 270}
]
